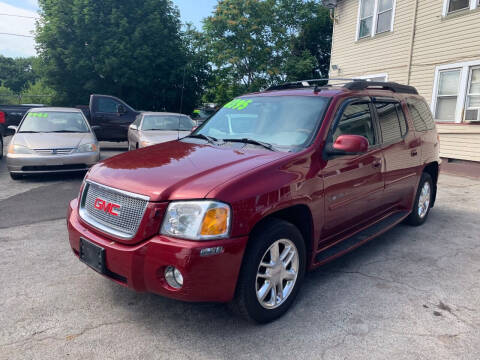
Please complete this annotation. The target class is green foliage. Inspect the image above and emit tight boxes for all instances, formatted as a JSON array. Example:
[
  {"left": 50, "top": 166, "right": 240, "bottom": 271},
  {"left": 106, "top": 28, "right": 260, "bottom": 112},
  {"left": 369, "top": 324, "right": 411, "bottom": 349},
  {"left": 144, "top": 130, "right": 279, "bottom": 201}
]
[
  {"left": 0, "top": 56, "right": 39, "bottom": 94},
  {"left": 0, "top": 85, "right": 17, "bottom": 105},
  {"left": 203, "top": 0, "right": 332, "bottom": 101},
  {"left": 21, "top": 80, "right": 57, "bottom": 105},
  {"left": 35, "top": 0, "right": 205, "bottom": 113}
]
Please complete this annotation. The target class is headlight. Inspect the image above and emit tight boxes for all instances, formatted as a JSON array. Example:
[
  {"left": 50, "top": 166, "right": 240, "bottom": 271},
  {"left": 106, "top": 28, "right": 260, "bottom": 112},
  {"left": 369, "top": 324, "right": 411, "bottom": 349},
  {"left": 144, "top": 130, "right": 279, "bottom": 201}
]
[
  {"left": 161, "top": 201, "right": 231, "bottom": 240},
  {"left": 77, "top": 143, "right": 98, "bottom": 153},
  {"left": 8, "top": 144, "right": 34, "bottom": 154}
]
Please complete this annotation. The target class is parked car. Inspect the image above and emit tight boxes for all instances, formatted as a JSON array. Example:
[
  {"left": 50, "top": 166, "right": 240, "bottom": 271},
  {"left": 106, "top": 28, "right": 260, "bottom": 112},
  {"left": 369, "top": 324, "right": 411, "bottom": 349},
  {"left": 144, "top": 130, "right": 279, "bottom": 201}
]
[
  {"left": 7, "top": 107, "right": 100, "bottom": 179},
  {"left": 127, "top": 112, "right": 195, "bottom": 150},
  {"left": 67, "top": 79, "right": 440, "bottom": 323},
  {"left": 79, "top": 94, "right": 140, "bottom": 142},
  {"left": 191, "top": 106, "right": 217, "bottom": 125}
]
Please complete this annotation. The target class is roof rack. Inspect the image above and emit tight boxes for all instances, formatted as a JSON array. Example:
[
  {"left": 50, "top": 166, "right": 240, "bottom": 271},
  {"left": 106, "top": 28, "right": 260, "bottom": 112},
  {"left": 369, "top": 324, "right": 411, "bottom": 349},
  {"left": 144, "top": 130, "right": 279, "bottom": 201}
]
[
  {"left": 265, "top": 78, "right": 418, "bottom": 95},
  {"left": 343, "top": 80, "right": 418, "bottom": 94}
]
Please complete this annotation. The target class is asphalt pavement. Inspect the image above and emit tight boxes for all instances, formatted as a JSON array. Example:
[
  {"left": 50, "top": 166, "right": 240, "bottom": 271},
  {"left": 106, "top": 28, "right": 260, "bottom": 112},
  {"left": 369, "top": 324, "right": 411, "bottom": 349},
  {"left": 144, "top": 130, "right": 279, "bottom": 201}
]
[{"left": 1, "top": 136, "right": 480, "bottom": 360}]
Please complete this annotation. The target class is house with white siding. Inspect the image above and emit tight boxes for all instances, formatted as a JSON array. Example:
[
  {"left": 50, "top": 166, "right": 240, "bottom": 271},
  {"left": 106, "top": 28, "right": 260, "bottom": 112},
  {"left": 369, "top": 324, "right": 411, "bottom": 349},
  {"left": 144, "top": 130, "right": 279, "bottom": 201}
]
[{"left": 327, "top": 0, "right": 480, "bottom": 162}]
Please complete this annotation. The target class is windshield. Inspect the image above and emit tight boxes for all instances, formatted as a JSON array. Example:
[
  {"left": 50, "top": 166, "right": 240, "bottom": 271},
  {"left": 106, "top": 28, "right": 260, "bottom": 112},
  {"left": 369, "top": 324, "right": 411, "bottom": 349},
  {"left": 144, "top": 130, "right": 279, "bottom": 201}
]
[
  {"left": 19, "top": 111, "right": 90, "bottom": 133},
  {"left": 194, "top": 96, "right": 329, "bottom": 151},
  {"left": 141, "top": 115, "right": 195, "bottom": 131}
]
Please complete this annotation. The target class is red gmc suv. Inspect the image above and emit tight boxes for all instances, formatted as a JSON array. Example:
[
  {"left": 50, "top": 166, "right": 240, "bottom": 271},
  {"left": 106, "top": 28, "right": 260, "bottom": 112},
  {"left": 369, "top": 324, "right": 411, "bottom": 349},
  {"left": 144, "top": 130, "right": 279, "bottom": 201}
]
[{"left": 67, "top": 79, "right": 440, "bottom": 323}]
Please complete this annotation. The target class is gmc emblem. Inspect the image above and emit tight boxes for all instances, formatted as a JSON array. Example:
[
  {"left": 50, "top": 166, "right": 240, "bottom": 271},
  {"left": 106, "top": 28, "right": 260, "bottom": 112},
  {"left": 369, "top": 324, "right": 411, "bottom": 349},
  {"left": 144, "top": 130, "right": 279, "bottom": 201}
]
[{"left": 94, "top": 198, "right": 121, "bottom": 216}]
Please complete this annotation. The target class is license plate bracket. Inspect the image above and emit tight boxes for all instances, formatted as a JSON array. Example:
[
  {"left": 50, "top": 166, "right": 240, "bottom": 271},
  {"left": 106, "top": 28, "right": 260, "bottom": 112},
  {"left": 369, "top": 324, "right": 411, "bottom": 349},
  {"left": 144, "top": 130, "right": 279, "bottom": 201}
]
[{"left": 79, "top": 238, "right": 106, "bottom": 274}]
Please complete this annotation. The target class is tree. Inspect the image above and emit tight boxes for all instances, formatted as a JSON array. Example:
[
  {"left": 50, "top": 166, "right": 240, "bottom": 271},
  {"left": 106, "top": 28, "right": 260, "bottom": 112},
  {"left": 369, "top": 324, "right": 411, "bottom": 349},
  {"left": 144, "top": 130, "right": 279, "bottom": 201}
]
[
  {"left": 203, "top": 0, "right": 332, "bottom": 102},
  {"left": 21, "top": 80, "right": 57, "bottom": 105},
  {"left": 0, "top": 56, "right": 39, "bottom": 94},
  {"left": 35, "top": 0, "right": 202, "bottom": 113}
]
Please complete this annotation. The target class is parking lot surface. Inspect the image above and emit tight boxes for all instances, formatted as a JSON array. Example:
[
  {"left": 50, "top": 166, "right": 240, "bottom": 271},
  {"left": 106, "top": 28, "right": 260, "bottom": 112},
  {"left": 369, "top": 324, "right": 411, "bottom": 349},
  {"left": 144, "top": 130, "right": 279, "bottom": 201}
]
[{"left": 1, "top": 137, "right": 480, "bottom": 360}]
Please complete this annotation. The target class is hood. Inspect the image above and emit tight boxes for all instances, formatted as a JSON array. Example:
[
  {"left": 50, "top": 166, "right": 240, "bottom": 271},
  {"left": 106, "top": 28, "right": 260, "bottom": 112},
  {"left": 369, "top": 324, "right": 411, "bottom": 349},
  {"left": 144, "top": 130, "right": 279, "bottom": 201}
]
[
  {"left": 140, "top": 130, "right": 191, "bottom": 145},
  {"left": 13, "top": 132, "right": 93, "bottom": 149},
  {"left": 88, "top": 140, "right": 289, "bottom": 202}
]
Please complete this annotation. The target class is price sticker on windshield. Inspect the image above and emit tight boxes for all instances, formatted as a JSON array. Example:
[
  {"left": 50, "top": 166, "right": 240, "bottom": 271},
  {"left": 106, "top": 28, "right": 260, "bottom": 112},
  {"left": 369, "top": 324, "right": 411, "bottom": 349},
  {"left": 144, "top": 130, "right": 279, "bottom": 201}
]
[
  {"left": 223, "top": 99, "right": 252, "bottom": 111},
  {"left": 29, "top": 113, "right": 48, "bottom": 118}
]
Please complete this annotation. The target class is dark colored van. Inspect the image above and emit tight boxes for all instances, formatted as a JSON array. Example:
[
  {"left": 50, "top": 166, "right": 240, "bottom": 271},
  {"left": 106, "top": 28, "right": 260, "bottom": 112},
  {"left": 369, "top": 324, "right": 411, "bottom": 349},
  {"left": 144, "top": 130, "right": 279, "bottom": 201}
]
[{"left": 67, "top": 79, "right": 440, "bottom": 323}]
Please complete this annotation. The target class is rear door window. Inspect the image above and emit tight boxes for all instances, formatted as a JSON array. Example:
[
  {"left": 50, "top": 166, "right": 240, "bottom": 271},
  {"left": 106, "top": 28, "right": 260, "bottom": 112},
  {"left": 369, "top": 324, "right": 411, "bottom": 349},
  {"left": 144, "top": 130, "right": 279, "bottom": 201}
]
[
  {"left": 374, "top": 100, "right": 408, "bottom": 143},
  {"left": 333, "top": 102, "right": 377, "bottom": 146},
  {"left": 407, "top": 98, "right": 435, "bottom": 131}
]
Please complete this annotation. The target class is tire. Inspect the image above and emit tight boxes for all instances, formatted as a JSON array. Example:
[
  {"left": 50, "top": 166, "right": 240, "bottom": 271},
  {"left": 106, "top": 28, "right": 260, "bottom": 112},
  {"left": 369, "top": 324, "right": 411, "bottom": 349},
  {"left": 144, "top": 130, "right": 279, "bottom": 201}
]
[
  {"left": 10, "top": 172, "right": 23, "bottom": 180},
  {"left": 231, "top": 218, "right": 306, "bottom": 323},
  {"left": 0, "top": 135, "right": 3, "bottom": 159},
  {"left": 406, "top": 172, "right": 433, "bottom": 226}
]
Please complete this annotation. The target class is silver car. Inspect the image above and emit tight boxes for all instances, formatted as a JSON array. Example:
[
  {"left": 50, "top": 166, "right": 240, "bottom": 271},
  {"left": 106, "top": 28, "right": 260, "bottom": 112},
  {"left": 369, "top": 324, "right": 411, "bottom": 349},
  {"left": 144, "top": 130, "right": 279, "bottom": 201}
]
[
  {"left": 127, "top": 112, "right": 195, "bottom": 150},
  {"left": 7, "top": 107, "right": 100, "bottom": 179}
]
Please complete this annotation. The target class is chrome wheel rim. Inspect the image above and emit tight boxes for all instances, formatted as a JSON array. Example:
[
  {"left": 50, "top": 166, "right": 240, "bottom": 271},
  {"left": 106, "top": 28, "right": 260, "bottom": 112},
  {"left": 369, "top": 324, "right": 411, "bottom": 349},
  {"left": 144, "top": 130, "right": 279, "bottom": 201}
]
[
  {"left": 418, "top": 181, "right": 431, "bottom": 219},
  {"left": 256, "top": 239, "right": 299, "bottom": 309}
]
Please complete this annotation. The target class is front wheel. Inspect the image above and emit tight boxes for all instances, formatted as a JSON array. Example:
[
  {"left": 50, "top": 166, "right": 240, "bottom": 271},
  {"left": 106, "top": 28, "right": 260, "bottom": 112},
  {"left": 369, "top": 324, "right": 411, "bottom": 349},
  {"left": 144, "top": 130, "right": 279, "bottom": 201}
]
[
  {"left": 406, "top": 172, "right": 433, "bottom": 226},
  {"left": 231, "top": 218, "right": 306, "bottom": 323}
]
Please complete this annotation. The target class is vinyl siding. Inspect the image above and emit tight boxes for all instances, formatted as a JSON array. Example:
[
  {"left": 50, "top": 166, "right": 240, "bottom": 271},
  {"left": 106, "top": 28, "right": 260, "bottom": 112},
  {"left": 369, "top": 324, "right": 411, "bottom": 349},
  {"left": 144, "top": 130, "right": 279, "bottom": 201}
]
[{"left": 330, "top": 0, "right": 480, "bottom": 162}]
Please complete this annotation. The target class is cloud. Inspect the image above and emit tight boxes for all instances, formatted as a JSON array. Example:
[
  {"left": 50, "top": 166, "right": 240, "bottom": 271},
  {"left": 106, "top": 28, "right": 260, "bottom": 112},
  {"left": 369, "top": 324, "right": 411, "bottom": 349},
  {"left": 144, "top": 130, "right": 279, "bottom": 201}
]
[{"left": 0, "top": 2, "right": 38, "bottom": 58}]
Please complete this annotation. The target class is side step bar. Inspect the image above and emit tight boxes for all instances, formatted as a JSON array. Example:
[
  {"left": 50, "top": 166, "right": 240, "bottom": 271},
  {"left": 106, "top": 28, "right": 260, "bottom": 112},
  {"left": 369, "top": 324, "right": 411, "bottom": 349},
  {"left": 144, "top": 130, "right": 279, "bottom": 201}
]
[{"left": 314, "top": 211, "right": 409, "bottom": 265}]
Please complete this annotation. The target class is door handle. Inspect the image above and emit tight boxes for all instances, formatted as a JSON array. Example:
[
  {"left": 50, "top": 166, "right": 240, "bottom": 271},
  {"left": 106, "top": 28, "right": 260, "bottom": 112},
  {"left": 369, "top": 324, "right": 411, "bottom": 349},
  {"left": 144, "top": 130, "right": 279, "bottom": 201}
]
[
  {"left": 411, "top": 149, "right": 418, "bottom": 157},
  {"left": 372, "top": 160, "right": 382, "bottom": 168}
]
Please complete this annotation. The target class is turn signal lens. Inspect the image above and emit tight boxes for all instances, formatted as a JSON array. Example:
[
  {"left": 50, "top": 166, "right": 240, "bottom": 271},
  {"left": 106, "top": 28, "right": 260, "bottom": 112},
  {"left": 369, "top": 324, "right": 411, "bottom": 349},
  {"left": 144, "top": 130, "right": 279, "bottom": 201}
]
[{"left": 200, "top": 207, "right": 229, "bottom": 236}]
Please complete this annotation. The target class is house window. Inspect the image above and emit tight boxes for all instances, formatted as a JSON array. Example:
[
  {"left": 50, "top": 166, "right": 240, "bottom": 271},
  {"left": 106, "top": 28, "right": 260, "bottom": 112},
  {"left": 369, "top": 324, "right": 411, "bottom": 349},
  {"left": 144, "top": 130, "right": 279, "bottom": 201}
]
[
  {"left": 443, "top": 0, "right": 478, "bottom": 15},
  {"left": 435, "top": 69, "right": 461, "bottom": 121},
  {"left": 432, "top": 60, "right": 480, "bottom": 122},
  {"left": 465, "top": 67, "right": 480, "bottom": 121},
  {"left": 357, "top": 0, "right": 395, "bottom": 39},
  {"left": 448, "top": 0, "right": 470, "bottom": 12}
]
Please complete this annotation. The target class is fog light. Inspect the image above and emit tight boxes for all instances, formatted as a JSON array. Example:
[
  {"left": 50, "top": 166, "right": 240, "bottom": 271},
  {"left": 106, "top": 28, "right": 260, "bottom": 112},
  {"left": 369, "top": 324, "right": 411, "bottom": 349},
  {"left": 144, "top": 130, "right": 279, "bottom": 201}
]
[{"left": 164, "top": 266, "right": 183, "bottom": 289}]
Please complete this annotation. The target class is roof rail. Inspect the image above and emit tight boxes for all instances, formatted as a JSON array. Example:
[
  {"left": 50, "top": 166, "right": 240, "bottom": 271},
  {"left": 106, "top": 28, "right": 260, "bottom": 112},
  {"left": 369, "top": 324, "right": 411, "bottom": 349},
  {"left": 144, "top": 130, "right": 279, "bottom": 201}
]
[
  {"left": 343, "top": 80, "right": 418, "bottom": 94},
  {"left": 265, "top": 78, "right": 419, "bottom": 95}
]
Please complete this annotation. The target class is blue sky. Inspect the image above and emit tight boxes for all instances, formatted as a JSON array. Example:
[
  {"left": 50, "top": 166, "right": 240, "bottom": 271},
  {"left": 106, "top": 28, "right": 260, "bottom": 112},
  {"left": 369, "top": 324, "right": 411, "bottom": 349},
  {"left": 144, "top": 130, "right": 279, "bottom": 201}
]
[{"left": 0, "top": 0, "right": 217, "bottom": 58}]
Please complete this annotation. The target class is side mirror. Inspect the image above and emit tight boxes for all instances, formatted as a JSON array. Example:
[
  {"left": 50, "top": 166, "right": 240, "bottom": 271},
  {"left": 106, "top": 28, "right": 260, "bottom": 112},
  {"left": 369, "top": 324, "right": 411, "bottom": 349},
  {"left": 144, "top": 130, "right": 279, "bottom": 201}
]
[
  {"left": 8, "top": 125, "right": 18, "bottom": 132},
  {"left": 327, "top": 135, "right": 369, "bottom": 156},
  {"left": 129, "top": 124, "right": 137, "bottom": 131},
  {"left": 117, "top": 104, "right": 127, "bottom": 114}
]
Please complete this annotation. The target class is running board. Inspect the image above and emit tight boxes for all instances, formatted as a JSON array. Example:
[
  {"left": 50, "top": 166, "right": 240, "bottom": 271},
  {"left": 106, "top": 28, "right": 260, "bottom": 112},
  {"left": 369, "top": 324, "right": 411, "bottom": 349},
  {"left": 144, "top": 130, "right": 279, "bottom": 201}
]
[{"left": 314, "top": 211, "right": 409, "bottom": 265}]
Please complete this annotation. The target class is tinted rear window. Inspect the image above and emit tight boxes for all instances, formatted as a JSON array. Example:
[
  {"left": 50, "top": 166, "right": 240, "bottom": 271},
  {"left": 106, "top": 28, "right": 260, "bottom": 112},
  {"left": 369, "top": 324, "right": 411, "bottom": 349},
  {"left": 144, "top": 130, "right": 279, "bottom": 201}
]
[
  {"left": 374, "top": 101, "right": 408, "bottom": 143},
  {"left": 407, "top": 98, "right": 435, "bottom": 131}
]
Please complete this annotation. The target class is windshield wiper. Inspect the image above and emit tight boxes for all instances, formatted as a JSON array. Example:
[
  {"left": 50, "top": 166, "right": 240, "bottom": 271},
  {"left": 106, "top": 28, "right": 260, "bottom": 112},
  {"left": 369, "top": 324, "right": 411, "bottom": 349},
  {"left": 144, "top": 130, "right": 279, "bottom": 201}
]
[
  {"left": 185, "top": 133, "right": 220, "bottom": 145},
  {"left": 223, "top": 138, "right": 275, "bottom": 151},
  {"left": 18, "top": 131, "right": 43, "bottom": 133}
]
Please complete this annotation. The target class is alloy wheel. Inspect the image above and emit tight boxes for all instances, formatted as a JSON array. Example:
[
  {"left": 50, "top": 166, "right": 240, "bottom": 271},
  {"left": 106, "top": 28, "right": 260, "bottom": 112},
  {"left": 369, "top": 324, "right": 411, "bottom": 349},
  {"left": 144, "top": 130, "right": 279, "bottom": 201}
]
[
  {"left": 256, "top": 239, "right": 299, "bottom": 309},
  {"left": 417, "top": 181, "right": 431, "bottom": 219}
]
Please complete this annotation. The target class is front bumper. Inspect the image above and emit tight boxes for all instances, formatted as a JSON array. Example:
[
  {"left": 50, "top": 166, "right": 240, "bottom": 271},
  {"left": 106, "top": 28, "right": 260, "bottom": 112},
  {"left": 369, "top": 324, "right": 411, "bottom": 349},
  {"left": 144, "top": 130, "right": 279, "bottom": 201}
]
[
  {"left": 67, "top": 199, "right": 248, "bottom": 302},
  {"left": 7, "top": 151, "right": 99, "bottom": 173}
]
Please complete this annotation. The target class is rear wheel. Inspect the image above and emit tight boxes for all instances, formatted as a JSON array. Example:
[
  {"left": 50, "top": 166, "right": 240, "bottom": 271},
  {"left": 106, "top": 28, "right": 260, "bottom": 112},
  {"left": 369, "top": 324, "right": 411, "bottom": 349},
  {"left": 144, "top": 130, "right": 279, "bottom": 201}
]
[
  {"left": 406, "top": 172, "right": 433, "bottom": 226},
  {"left": 231, "top": 218, "right": 306, "bottom": 323},
  {"left": 0, "top": 135, "right": 3, "bottom": 159}
]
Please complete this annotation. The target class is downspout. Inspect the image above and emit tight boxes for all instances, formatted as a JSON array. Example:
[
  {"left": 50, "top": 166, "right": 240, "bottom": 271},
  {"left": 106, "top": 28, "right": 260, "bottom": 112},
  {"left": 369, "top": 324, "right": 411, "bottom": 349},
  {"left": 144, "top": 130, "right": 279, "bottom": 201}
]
[{"left": 407, "top": 0, "right": 419, "bottom": 85}]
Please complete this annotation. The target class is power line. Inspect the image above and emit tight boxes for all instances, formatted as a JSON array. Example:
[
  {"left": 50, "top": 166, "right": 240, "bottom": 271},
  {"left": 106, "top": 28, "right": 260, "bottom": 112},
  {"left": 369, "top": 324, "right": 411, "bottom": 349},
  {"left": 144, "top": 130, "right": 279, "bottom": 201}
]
[
  {"left": 0, "top": 13, "right": 37, "bottom": 19},
  {"left": 0, "top": 32, "right": 34, "bottom": 38}
]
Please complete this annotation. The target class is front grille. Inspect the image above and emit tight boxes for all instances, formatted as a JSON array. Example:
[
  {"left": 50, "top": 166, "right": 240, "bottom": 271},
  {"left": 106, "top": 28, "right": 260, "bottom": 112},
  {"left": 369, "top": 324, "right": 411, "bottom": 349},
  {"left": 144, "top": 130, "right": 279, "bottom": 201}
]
[
  {"left": 79, "top": 181, "right": 149, "bottom": 239},
  {"left": 35, "top": 148, "right": 74, "bottom": 155}
]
